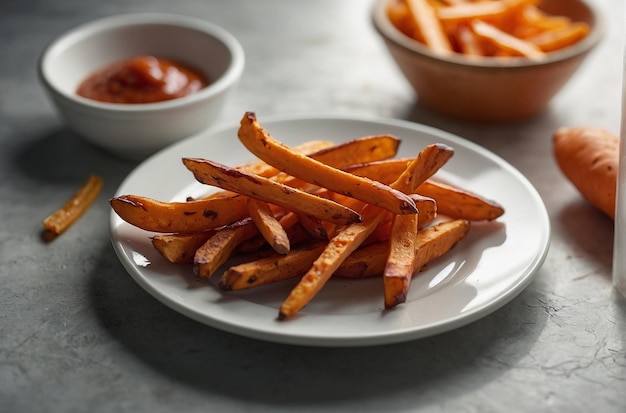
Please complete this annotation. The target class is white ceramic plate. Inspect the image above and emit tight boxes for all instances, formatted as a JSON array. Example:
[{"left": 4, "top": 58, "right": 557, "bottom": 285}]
[{"left": 110, "top": 114, "right": 550, "bottom": 347}]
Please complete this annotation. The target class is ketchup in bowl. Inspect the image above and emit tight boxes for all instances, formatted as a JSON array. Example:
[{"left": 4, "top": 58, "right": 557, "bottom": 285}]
[{"left": 76, "top": 55, "right": 209, "bottom": 104}]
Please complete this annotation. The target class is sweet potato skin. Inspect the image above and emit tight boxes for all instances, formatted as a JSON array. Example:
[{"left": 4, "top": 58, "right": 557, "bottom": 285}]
[{"left": 553, "top": 126, "right": 618, "bottom": 219}]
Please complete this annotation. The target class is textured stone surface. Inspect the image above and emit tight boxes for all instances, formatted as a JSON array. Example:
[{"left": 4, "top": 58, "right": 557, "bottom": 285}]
[{"left": 1, "top": 0, "right": 625, "bottom": 412}]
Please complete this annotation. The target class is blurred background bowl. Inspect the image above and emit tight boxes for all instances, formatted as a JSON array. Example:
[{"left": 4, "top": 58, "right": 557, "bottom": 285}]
[
  {"left": 372, "top": 0, "right": 603, "bottom": 122},
  {"left": 39, "top": 13, "right": 245, "bottom": 159}
]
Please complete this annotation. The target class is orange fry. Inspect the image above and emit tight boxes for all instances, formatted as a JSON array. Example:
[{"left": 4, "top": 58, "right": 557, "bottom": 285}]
[
  {"left": 470, "top": 20, "right": 546, "bottom": 60},
  {"left": 227, "top": 218, "right": 471, "bottom": 291},
  {"left": 247, "top": 198, "right": 290, "bottom": 254},
  {"left": 194, "top": 220, "right": 258, "bottom": 278},
  {"left": 152, "top": 231, "right": 214, "bottom": 264},
  {"left": 238, "top": 140, "right": 334, "bottom": 177},
  {"left": 238, "top": 112, "right": 418, "bottom": 216},
  {"left": 455, "top": 24, "right": 484, "bottom": 56},
  {"left": 112, "top": 136, "right": 396, "bottom": 234},
  {"left": 387, "top": 0, "right": 417, "bottom": 38},
  {"left": 220, "top": 241, "right": 327, "bottom": 291},
  {"left": 405, "top": 0, "right": 453, "bottom": 54},
  {"left": 278, "top": 204, "right": 391, "bottom": 319},
  {"left": 183, "top": 157, "right": 362, "bottom": 226},
  {"left": 516, "top": 5, "right": 571, "bottom": 38},
  {"left": 527, "top": 22, "right": 590, "bottom": 53},
  {"left": 111, "top": 192, "right": 249, "bottom": 233},
  {"left": 278, "top": 153, "right": 432, "bottom": 319},
  {"left": 344, "top": 157, "right": 503, "bottom": 221},
  {"left": 437, "top": 0, "right": 537, "bottom": 24},
  {"left": 417, "top": 180, "right": 504, "bottom": 221},
  {"left": 309, "top": 134, "right": 400, "bottom": 167},
  {"left": 382, "top": 144, "right": 454, "bottom": 309},
  {"left": 384, "top": 213, "right": 419, "bottom": 308},
  {"left": 336, "top": 219, "right": 471, "bottom": 278},
  {"left": 43, "top": 175, "right": 103, "bottom": 238}
]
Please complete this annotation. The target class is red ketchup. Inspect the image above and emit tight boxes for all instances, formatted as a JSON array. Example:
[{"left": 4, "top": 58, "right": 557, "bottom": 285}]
[{"left": 76, "top": 55, "right": 209, "bottom": 104}]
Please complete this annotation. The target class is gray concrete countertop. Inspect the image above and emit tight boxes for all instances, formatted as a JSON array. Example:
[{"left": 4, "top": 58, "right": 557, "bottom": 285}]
[{"left": 1, "top": 0, "right": 624, "bottom": 412}]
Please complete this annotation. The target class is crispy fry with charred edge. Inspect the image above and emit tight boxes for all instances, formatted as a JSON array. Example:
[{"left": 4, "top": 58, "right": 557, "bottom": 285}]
[
  {"left": 247, "top": 198, "right": 290, "bottom": 254},
  {"left": 152, "top": 231, "right": 214, "bottom": 264},
  {"left": 364, "top": 195, "right": 437, "bottom": 246},
  {"left": 384, "top": 214, "right": 418, "bottom": 308},
  {"left": 223, "top": 196, "right": 437, "bottom": 289},
  {"left": 278, "top": 205, "right": 391, "bottom": 319},
  {"left": 111, "top": 135, "right": 398, "bottom": 233},
  {"left": 310, "top": 134, "right": 400, "bottom": 167},
  {"left": 344, "top": 158, "right": 504, "bottom": 221},
  {"left": 336, "top": 219, "right": 470, "bottom": 278},
  {"left": 238, "top": 140, "right": 334, "bottom": 177},
  {"left": 111, "top": 192, "right": 249, "bottom": 233},
  {"left": 382, "top": 144, "right": 454, "bottom": 309},
  {"left": 43, "top": 175, "right": 103, "bottom": 239},
  {"left": 182, "top": 157, "right": 362, "bottom": 226},
  {"left": 219, "top": 219, "right": 470, "bottom": 291},
  {"left": 220, "top": 241, "right": 327, "bottom": 291},
  {"left": 418, "top": 180, "right": 504, "bottom": 221},
  {"left": 277, "top": 154, "right": 430, "bottom": 319},
  {"left": 238, "top": 112, "right": 418, "bottom": 215},
  {"left": 110, "top": 141, "right": 329, "bottom": 234},
  {"left": 297, "top": 214, "right": 331, "bottom": 240},
  {"left": 194, "top": 220, "right": 259, "bottom": 278}
]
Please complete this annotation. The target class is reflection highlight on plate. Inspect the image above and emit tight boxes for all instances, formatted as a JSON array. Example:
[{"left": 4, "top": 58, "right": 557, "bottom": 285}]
[
  {"left": 132, "top": 251, "right": 151, "bottom": 267},
  {"left": 428, "top": 261, "right": 461, "bottom": 289}
]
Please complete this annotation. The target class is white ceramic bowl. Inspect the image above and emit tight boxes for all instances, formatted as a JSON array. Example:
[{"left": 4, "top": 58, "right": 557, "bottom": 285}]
[{"left": 39, "top": 13, "right": 245, "bottom": 159}]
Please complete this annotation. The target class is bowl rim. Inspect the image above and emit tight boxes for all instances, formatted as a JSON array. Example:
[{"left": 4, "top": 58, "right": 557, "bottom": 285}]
[
  {"left": 372, "top": 0, "right": 604, "bottom": 69},
  {"left": 38, "top": 12, "right": 245, "bottom": 112}
]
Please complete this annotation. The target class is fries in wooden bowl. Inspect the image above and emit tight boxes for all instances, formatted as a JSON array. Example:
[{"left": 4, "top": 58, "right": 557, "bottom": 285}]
[{"left": 373, "top": 0, "right": 603, "bottom": 122}]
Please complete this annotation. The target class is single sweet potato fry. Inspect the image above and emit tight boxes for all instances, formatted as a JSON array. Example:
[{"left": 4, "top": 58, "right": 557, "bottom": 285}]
[
  {"left": 111, "top": 192, "right": 249, "bottom": 233},
  {"left": 194, "top": 220, "right": 259, "bottom": 278},
  {"left": 470, "top": 20, "right": 546, "bottom": 60},
  {"left": 405, "top": 0, "right": 453, "bottom": 54},
  {"left": 238, "top": 112, "right": 418, "bottom": 215},
  {"left": 220, "top": 241, "right": 327, "bottom": 291},
  {"left": 336, "top": 219, "right": 470, "bottom": 279},
  {"left": 247, "top": 198, "right": 290, "bottom": 254},
  {"left": 43, "top": 175, "right": 103, "bottom": 238},
  {"left": 182, "top": 157, "right": 361, "bottom": 226},
  {"left": 381, "top": 144, "right": 454, "bottom": 308},
  {"left": 417, "top": 180, "right": 504, "bottom": 221},
  {"left": 152, "top": 231, "right": 214, "bottom": 264}
]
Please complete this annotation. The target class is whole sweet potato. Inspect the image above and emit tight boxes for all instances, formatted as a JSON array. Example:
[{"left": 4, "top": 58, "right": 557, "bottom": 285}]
[{"left": 553, "top": 126, "right": 618, "bottom": 219}]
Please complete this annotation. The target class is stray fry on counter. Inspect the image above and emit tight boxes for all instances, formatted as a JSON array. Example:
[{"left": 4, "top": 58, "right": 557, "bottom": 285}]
[
  {"left": 111, "top": 112, "right": 505, "bottom": 320},
  {"left": 43, "top": 175, "right": 103, "bottom": 241},
  {"left": 387, "top": 0, "right": 590, "bottom": 58}
]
